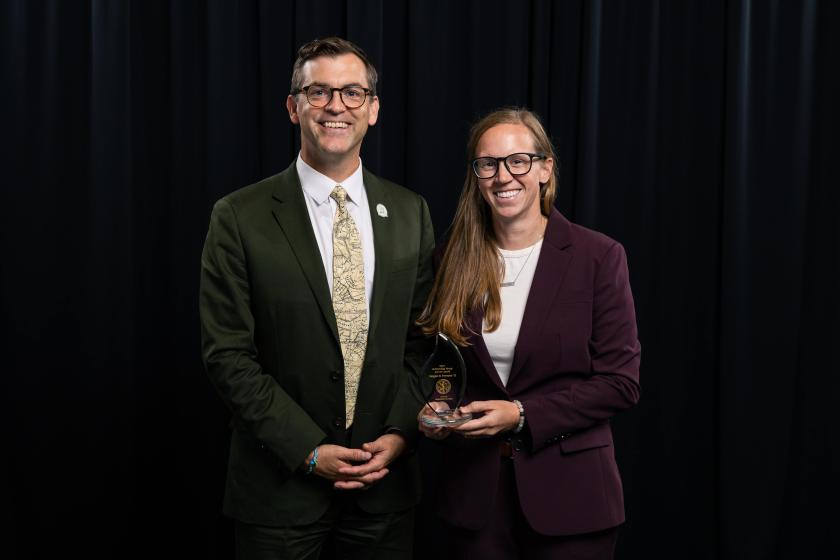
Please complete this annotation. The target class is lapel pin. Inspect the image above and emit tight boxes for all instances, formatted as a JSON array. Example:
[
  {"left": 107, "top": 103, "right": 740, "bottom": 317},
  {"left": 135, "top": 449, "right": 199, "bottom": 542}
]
[{"left": 376, "top": 203, "right": 388, "bottom": 218}]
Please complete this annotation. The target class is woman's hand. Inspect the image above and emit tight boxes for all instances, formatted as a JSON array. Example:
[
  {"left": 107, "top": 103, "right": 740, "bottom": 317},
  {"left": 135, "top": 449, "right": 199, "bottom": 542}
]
[
  {"left": 453, "top": 400, "right": 520, "bottom": 438},
  {"left": 417, "top": 402, "right": 453, "bottom": 440}
]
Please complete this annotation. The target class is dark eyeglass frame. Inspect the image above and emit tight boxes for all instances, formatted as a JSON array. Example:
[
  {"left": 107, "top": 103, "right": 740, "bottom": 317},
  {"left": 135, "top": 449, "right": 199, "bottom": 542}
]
[
  {"left": 291, "top": 84, "right": 373, "bottom": 108},
  {"left": 471, "top": 152, "right": 547, "bottom": 179}
]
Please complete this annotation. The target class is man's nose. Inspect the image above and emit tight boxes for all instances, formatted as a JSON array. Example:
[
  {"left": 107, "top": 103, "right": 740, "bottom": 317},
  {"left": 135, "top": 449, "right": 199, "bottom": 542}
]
[{"left": 325, "top": 90, "right": 347, "bottom": 112}]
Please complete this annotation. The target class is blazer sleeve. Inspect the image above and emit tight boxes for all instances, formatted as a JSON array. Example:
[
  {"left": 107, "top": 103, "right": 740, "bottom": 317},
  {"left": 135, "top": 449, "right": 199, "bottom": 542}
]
[
  {"left": 199, "top": 198, "right": 326, "bottom": 473},
  {"left": 384, "top": 196, "right": 436, "bottom": 433},
  {"left": 523, "top": 241, "right": 641, "bottom": 452}
]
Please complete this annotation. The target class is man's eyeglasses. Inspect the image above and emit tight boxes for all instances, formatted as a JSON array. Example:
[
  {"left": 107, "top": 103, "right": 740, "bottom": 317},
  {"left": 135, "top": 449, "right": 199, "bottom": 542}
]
[
  {"left": 292, "top": 84, "right": 372, "bottom": 109},
  {"left": 471, "top": 153, "right": 546, "bottom": 179}
]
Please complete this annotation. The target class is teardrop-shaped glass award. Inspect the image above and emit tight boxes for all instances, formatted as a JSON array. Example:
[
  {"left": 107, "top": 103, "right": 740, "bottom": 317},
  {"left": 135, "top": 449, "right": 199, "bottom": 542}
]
[{"left": 419, "top": 333, "right": 473, "bottom": 427}]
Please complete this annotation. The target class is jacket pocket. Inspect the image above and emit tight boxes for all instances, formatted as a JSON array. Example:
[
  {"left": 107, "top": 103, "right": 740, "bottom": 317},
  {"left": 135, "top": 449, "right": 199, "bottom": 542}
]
[{"left": 559, "top": 422, "right": 613, "bottom": 454}]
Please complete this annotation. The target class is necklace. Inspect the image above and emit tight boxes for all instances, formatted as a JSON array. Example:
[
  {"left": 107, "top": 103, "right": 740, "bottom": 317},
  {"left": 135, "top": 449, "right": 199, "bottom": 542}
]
[{"left": 500, "top": 240, "right": 540, "bottom": 287}]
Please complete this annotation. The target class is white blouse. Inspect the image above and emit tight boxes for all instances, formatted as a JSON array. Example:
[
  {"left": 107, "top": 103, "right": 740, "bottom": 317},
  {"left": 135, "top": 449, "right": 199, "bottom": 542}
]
[{"left": 482, "top": 239, "right": 543, "bottom": 386}]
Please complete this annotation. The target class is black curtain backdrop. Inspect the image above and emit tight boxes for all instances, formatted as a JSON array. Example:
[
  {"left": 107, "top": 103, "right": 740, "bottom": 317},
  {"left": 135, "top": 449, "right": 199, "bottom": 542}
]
[{"left": 2, "top": 1, "right": 838, "bottom": 558}]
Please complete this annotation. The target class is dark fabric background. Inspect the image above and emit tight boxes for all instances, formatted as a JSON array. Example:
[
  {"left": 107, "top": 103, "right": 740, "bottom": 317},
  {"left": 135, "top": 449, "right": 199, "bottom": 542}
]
[{"left": 2, "top": 1, "right": 838, "bottom": 558}]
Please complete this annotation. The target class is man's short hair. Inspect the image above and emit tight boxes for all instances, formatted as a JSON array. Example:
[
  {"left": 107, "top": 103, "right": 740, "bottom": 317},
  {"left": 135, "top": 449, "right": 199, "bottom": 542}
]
[{"left": 290, "top": 37, "right": 378, "bottom": 95}]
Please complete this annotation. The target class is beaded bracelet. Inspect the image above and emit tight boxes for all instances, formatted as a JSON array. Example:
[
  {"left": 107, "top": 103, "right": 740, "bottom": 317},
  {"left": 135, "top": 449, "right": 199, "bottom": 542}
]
[
  {"left": 305, "top": 446, "right": 319, "bottom": 475},
  {"left": 512, "top": 400, "right": 525, "bottom": 434}
]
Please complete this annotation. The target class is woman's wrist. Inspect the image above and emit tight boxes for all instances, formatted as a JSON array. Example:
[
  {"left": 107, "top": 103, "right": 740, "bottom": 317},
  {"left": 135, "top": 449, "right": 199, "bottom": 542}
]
[{"left": 511, "top": 400, "right": 525, "bottom": 433}]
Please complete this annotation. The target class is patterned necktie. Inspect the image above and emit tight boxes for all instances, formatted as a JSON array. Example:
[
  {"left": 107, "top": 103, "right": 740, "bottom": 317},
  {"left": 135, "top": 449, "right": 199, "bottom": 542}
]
[{"left": 330, "top": 186, "right": 368, "bottom": 428}]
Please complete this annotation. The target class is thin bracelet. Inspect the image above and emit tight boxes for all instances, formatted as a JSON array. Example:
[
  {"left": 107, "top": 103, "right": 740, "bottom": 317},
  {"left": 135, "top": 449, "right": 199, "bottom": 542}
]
[
  {"left": 512, "top": 400, "right": 525, "bottom": 434},
  {"left": 305, "top": 446, "right": 319, "bottom": 475}
]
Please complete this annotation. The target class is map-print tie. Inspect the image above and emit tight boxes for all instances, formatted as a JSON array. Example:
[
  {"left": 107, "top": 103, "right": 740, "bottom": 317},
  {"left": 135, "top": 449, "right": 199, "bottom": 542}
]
[{"left": 330, "top": 186, "right": 368, "bottom": 428}]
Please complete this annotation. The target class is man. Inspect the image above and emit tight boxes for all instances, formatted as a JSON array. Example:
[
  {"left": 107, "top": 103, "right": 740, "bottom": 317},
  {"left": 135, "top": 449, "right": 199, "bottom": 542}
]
[{"left": 200, "top": 37, "right": 434, "bottom": 559}]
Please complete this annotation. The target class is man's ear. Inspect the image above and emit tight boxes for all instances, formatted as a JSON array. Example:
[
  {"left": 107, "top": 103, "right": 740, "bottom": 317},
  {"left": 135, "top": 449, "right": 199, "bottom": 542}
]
[
  {"left": 286, "top": 95, "right": 300, "bottom": 124},
  {"left": 367, "top": 96, "right": 380, "bottom": 126}
]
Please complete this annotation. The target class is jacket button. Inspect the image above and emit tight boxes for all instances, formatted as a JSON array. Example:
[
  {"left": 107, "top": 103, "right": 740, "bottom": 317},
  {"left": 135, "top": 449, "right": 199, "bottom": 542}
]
[
  {"left": 330, "top": 370, "right": 341, "bottom": 382},
  {"left": 333, "top": 417, "right": 344, "bottom": 428}
]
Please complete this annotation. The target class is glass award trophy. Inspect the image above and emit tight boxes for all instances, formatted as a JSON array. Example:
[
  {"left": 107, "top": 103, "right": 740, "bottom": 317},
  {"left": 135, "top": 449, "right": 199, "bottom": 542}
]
[{"left": 419, "top": 333, "right": 472, "bottom": 427}]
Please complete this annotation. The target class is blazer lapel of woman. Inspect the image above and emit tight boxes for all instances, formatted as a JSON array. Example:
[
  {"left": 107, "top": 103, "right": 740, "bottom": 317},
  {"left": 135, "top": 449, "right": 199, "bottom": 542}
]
[{"left": 506, "top": 209, "right": 574, "bottom": 390}]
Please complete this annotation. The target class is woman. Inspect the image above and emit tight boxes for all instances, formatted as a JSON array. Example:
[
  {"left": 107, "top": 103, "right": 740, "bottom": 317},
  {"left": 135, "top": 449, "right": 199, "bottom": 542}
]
[{"left": 417, "top": 108, "right": 640, "bottom": 559}]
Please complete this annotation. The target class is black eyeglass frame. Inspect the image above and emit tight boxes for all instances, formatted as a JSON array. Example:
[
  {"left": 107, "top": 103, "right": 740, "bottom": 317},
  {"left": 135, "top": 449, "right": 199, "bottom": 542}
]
[
  {"left": 291, "top": 84, "right": 373, "bottom": 108},
  {"left": 471, "top": 152, "right": 547, "bottom": 179}
]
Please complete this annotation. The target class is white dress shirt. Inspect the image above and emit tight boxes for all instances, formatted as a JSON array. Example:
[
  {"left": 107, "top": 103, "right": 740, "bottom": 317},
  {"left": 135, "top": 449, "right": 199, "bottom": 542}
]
[{"left": 296, "top": 155, "right": 376, "bottom": 312}]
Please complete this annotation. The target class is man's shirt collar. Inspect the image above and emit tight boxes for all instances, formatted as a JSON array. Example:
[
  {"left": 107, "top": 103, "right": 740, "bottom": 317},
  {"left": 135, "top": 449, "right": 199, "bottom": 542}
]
[{"left": 296, "top": 155, "right": 365, "bottom": 207}]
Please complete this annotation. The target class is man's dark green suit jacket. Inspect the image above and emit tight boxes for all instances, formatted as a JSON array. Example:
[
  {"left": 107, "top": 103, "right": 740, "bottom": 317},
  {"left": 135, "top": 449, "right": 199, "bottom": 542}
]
[{"left": 199, "top": 162, "right": 435, "bottom": 526}]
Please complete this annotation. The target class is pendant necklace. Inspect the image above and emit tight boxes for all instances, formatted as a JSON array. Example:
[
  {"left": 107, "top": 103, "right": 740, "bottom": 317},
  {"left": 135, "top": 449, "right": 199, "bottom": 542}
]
[{"left": 500, "top": 240, "right": 540, "bottom": 287}]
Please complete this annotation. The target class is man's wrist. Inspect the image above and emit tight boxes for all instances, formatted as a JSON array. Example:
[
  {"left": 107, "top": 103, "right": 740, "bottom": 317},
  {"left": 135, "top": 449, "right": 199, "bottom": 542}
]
[
  {"left": 384, "top": 426, "right": 407, "bottom": 439},
  {"left": 384, "top": 426, "right": 414, "bottom": 452},
  {"left": 304, "top": 446, "right": 319, "bottom": 475}
]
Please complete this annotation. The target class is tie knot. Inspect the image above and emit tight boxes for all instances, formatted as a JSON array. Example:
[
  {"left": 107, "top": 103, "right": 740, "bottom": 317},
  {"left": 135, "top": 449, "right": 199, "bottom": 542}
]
[{"left": 330, "top": 185, "right": 348, "bottom": 209}]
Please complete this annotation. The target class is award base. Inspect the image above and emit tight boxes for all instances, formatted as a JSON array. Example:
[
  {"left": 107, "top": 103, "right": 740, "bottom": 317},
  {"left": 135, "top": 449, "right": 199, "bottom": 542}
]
[{"left": 420, "top": 409, "right": 473, "bottom": 427}]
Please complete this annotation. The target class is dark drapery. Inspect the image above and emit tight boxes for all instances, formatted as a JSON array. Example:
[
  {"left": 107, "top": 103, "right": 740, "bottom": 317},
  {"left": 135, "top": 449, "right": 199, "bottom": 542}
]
[{"left": 3, "top": 1, "right": 837, "bottom": 558}]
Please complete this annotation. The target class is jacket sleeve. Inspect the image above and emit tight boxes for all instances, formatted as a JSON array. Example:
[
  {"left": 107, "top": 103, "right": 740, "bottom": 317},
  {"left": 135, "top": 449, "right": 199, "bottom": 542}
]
[
  {"left": 199, "top": 198, "right": 326, "bottom": 473},
  {"left": 522, "top": 242, "right": 641, "bottom": 452}
]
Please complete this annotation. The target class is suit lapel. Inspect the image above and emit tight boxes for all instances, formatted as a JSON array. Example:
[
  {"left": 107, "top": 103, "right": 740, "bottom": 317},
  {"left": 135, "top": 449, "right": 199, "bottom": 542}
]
[
  {"left": 363, "top": 169, "right": 393, "bottom": 341},
  {"left": 270, "top": 164, "right": 339, "bottom": 344},
  {"left": 465, "top": 308, "right": 508, "bottom": 393},
  {"left": 507, "top": 209, "right": 574, "bottom": 387}
]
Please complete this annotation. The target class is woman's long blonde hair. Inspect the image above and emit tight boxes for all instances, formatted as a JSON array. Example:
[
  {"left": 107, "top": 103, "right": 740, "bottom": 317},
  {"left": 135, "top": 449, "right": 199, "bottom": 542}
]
[{"left": 417, "top": 108, "right": 558, "bottom": 346}]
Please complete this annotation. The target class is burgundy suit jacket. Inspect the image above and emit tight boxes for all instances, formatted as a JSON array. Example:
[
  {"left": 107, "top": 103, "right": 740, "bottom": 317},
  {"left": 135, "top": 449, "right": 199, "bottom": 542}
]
[{"left": 435, "top": 209, "right": 641, "bottom": 536}]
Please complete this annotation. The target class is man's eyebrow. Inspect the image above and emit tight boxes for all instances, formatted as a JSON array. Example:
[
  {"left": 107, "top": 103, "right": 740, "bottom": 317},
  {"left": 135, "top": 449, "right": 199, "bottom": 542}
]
[{"left": 306, "top": 82, "right": 367, "bottom": 89}]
